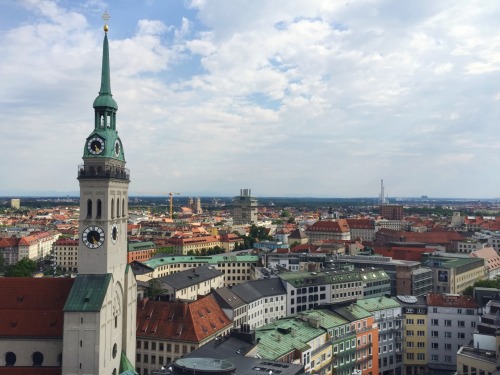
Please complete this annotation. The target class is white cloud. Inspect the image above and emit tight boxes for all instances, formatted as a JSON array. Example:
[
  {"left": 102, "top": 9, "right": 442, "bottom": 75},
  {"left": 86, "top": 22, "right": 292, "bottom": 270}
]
[{"left": 2, "top": 0, "right": 500, "bottom": 198}]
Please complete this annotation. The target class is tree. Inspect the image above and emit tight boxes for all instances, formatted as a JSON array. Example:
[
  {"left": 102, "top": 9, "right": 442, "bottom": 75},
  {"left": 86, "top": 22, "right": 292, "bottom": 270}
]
[
  {"left": 147, "top": 278, "right": 165, "bottom": 300},
  {"left": 5, "top": 258, "right": 37, "bottom": 277},
  {"left": 462, "top": 277, "right": 500, "bottom": 296},
  {"left": 0, "top": 255, "right": 5, "bottom": 274}
]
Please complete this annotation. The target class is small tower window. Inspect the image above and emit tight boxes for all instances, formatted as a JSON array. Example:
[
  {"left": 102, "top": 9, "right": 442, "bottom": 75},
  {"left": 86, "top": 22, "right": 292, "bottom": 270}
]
[
  {"left": 100, "top": 115, "right": 104, "bottom": 128},
  {"left": 97, "top": 199, "right": 102, "bottom": 219},
  {"left": 122, "top": 199, "right": 125, "bottom": 217},
  {"left": 87, "top": 199, "right": 92, "bottom": 219},
  {"left": 111, "top": 199, "right": 115, "bottom": 219},
  {"left": 107, "top": 114, "right": 112, "bottom": 128},
  {"left": 116, "top": 198, "right": 120, "bottom": 217},
  {"left": 5, "top": 352, "right": 16, "bottom": 366},
  {"left": 32, "top": 351, "right": 44, "bottom": 366}
]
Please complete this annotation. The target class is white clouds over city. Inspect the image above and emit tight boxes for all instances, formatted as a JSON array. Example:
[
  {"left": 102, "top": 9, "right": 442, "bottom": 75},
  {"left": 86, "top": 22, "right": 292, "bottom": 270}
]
[{"left": 1, "top": 0, "right": 500, "bottom": 198}]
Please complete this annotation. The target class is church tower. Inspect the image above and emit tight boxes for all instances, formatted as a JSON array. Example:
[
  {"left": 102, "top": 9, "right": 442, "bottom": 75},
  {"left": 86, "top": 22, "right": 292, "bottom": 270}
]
[{"left": 62, "top": 16, "right": 137, "bottom": 375}]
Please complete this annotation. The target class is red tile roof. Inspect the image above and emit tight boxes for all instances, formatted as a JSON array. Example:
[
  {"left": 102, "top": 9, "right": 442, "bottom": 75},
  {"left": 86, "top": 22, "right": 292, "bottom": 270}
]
[
  {"left": 426, "top": 293, "right": 478, "bottom": 308},
  {"left": 0, "top": 278, "right": 74, "bottom": 338},
  {"left": 0, "top": 237, "right": 19, "bottom": 247},
  {"left": 308, "top": 220, "right": 350, "bottom": 233},
  {"left": 469, "top": 247, "right": 500, "bottom": 272},
  {"left": 136, "top": 295, "right": 231, "bottom": 343},
  {"left": 345, "top": 219, "right": 374, "bottom": 229},
  {"left": 0, "top": 368, "right": 61, "bottom": 375}
]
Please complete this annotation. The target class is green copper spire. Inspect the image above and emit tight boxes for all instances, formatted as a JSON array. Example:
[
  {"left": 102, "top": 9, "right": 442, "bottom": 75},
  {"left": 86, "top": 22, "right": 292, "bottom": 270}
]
[{"left": 93, "top": 22, "right": 118, "bottom": 110}]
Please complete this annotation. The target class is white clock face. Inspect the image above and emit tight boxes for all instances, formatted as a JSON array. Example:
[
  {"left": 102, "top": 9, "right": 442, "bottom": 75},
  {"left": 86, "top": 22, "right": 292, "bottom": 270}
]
[
  {"left": 82, "top": 226, "right": 105, "bottom": 249},
  {"left": 111, "top": 223, "right": 118, "bottom": 244},
  {"left": 114, "top": 139, "right": 121, "bottom": 157},
  {"left": 88, "top": 137, "right": 105, "bottom": 155}
]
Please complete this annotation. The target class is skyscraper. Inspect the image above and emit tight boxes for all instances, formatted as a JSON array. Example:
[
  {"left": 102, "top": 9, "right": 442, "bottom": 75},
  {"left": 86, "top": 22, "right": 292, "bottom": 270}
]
[{"left": 232, "top": 188, "right": 258, "bottom": 225}]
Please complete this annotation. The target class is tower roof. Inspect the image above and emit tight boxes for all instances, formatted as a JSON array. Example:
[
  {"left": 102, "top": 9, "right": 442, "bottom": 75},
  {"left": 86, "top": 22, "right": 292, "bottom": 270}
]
[{"left": 93, "top": 29, "right": 118, "bottom": 110}]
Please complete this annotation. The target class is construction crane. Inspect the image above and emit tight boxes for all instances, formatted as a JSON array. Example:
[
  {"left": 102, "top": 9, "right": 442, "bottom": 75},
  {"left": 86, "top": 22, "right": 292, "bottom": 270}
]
[{"left": 168, "top": 192, "right": 181, "bottom": 219}]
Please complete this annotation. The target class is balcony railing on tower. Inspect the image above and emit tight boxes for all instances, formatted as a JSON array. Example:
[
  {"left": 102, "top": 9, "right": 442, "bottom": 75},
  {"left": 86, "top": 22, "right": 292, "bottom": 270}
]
[{"left": 77, "top": 164, "right": 130, "bottom": 181}]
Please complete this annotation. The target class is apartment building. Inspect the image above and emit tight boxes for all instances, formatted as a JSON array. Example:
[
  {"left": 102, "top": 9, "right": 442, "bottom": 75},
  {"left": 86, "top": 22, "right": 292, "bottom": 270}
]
[
  {"left": 255, "top": 314, "right": 334, "bottom": 375},
  {"left": 360, "top": 269, "right": 391, "bottom": 297},
  {"left": 279, "top": 269, "right": 364, "bottom": 315},
  {"left": 135, "top": 296, "right": 232, "bottom": 375},
  {"left": 141, "top": 254, "right": 259, "bottom": 286},
  {"left": 157, "top": 265, "right": 224, "bottom": 301},
  {"left": 337, "top": 255, "right": 428, "bottom": 296},
  {"left": 422, "top": 254, "right": 487, "bottom": 294},
  {"left": 0, "top": 237, "right": 20, "bottom": 266},
  {"left": 469, "top": 247, "right": 500, "bottom": 280},
  {"left": 211, "top": 287, "right": 248, "bottom": 329},
  {"left": 426, "top": 293, "right": 480, "bottom": 374},
  {"left": 229, "top": 278, "right": 287, "bottom": 328},
  {"left": 18, "top": 231, "right": 60, "bottom": 261},
  {"left": 456, "top": 240, "right": 487, "bottom": 253},
  {"left": 167, "top": 235, "right": 221, "bottom": 255},
  {"left": 456, "top": 299, "right": 500, "bottom": 375},
  {"left": 346, "top": 219, "right": 376, "bottom": 241},
  {"left": 357, "top": 297, "right": 403, "bottom": 375},
  {"left": 334, "top": 303, "right": 380, "bottom": 375},
  {"left": 53, "top": 238, "right": 78, "bottom": 272},
  {"left": 396, "top": 295, "right": 427, "bottom": 375},
  {"left": 127, "top": 241, "right": 157, "bottom": 263},
  {"left": 306, "top": 220, "right": 351, "bottom": 242},
  {"left": 380, "top": 204, "right": 404, "bottom": 220},
  {"left": 218, "top": 232, "right": 244, "bottom": 252}
]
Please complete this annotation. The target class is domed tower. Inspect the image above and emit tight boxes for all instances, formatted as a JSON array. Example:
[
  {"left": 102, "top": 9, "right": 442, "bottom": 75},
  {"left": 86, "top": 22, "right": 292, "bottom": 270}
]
[{"left": 63, "top": 15, "right": 137, "bottom": 375}]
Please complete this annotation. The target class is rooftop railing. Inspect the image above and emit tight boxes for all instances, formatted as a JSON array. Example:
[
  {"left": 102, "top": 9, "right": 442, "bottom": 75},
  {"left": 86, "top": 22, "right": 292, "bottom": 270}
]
[{"left": 77, "top": 164, "right": 130, "bottom": 181}]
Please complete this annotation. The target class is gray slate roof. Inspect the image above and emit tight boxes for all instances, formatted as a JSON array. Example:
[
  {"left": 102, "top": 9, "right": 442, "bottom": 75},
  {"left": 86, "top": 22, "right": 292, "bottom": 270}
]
[
  {"left": 158, "top": 265, "right": 223, "bottom": 290},
  {"left": 212, "top": 287, "right": 246, "bottom": 309},
  {"left": 230, "top": 278, "right": 287, "bottom": 303}
]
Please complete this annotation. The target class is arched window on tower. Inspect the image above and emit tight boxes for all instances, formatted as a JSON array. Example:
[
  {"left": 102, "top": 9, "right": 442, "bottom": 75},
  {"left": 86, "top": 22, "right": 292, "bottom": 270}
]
[
  {"left": 100, "top": 115, "right": 104, "bottom": 128},
  {"left": 116, "top": 198, "right": 120, "bottom": 217},
  {"left": 122, "top": 199, "right": 125, "bottom": 217},
  {"left": 87, "top": 199, "right": 92, "bottom": 219},
  {"left": 111, "top": 198, "right": 115, "bottom": 219},
  {"left": 97, "top": 199, "right": 102, "bottom": 219}
]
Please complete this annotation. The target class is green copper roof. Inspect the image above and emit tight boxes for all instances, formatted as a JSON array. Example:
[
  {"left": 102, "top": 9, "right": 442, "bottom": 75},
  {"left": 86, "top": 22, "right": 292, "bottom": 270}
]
[
  {"left": 279, "top": 269, "right": 362, "bottom": 288},
  {"left": 296, "top": 309, "right": 349, "bottom": 329},
  {"left": 93, "top": 32, "right": 117, "bottom": 110},
  {"left": 255, "top": 316, "right": 325, "bottom": 360},
  {"left": 120, "top": 351, "right": 138, "bottom": 375},
  {"left": 128, "top": 241, "right": 157, "bottom": 252},
  {"left": 356, "top": 296, "right": 401, "bottom": 312},
  {"left": 425, "top": 255, "right": 484, "bottom": 269},
  {"left": 334, "top": 303, "right": 373, "bottom": 321},
  {"left": 143, "top": 254, "right": 259, "bottom": 269},
  {"left": 84, "top": 29, "right": 125, "bottom": 162},
  {"left": 63, "top": 274, "right": 111, "bottom": 312}
]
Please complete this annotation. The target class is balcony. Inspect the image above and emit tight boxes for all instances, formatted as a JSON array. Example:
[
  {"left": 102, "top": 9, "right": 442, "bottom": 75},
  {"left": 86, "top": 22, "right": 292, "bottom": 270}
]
[
  {"left": 356, "top": 341, "right": 372, "bottom": 350},
  {"left": 356, "top": 354, "right": 373, "bottom": 364},
  {"left": 312, "top": 341, "right": 333, "bottom": 357},
  {"left": 77, "top": 164, "right": 130, "bottom": 181}
]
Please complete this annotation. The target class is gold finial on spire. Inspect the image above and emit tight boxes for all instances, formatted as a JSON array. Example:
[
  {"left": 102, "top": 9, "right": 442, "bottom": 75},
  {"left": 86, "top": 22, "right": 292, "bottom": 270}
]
[{"left": 102, "top": 11, "right": 110, "bottom": 32}]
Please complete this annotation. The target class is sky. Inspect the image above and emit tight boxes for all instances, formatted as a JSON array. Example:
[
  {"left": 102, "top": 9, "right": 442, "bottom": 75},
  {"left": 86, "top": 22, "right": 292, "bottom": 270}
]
[{"left": 1, "top": 0, "right": 500, "bottom": 199}]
